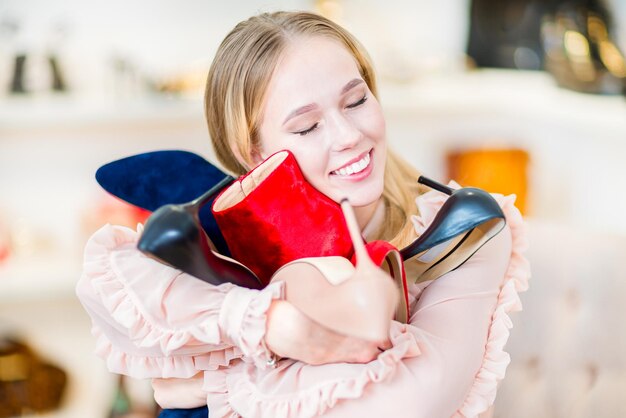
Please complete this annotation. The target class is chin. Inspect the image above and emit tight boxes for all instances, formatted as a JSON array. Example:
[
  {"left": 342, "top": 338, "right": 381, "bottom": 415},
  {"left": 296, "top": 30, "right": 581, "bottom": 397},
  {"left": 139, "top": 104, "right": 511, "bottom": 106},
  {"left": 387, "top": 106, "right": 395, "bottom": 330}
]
[
  {"left": 350, "top": 190, "right": 384, "bottom": 208},
  {"left": 333, "top": 181, "right": 384, "bottom": 208}
]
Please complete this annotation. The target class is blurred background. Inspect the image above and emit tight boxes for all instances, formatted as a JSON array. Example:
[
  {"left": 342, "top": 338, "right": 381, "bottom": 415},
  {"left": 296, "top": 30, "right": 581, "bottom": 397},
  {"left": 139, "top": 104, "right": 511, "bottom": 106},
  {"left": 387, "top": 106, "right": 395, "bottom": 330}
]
[{"left": 1, "top": 0, "right": 625, "bottom": 417}]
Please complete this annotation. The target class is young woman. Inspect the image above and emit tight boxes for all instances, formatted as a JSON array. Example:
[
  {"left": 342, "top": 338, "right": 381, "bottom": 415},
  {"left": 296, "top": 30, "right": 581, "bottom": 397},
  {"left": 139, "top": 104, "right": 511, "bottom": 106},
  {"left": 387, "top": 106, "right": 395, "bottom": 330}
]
[{"left": 77, "top": 11, "right": 529, "bottom": 418}]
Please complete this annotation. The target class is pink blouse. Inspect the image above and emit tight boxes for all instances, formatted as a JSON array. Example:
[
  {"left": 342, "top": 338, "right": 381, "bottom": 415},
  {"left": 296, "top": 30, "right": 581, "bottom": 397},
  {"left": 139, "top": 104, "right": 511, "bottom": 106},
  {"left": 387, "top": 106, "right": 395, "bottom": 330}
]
[{"left": 76, "top": 185, "right": 530, "bottom": 418}]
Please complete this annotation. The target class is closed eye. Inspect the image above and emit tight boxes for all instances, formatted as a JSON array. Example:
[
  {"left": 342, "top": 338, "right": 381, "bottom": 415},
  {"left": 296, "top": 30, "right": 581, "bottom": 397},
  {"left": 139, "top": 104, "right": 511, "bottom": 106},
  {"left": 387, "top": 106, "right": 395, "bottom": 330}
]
[
  {"left": 293, "top": 122, "right": 318, "bottom": 136},
  {"left": 346, "top": 95, "right": 367, "bottom": 109}
]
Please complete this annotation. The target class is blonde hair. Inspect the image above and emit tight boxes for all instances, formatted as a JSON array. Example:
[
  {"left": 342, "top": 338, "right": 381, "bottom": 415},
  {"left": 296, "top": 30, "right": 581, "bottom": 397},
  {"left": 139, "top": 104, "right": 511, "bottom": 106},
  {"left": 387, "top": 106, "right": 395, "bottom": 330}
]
[{"left": 205, "top": 11, "right": 424, "bottom": 247}]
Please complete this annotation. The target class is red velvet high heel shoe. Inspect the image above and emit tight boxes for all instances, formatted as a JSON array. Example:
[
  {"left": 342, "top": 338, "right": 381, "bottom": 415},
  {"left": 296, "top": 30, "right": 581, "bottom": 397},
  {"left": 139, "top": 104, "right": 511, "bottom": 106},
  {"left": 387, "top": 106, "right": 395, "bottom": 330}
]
[
  {"left": 211, "top": 151, "right": 354, "bottom": 285},
  {"left": 269, "top": 199, "right": 399, "bottom": 342},
  {"left": 212, "top": 150, "right": 410, "bottom": 323}
]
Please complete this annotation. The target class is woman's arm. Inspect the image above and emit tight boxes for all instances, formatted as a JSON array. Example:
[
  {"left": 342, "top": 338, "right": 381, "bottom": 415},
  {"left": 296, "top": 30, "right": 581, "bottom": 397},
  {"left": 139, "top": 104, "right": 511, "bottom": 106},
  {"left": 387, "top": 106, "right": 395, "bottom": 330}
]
[
  {"left": 76, "top": 223, "right": 285, "bottom": 379},
  {"left": 265, "top": 298, "right": 388, "bottom": 365},
  {"left": 351, "top": 224, "right": 512, "bottom": 417}
]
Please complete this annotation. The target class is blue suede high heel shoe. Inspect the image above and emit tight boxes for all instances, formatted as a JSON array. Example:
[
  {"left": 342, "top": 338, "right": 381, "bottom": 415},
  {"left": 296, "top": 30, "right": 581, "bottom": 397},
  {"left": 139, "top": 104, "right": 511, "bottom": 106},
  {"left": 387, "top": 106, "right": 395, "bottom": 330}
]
[{"left": 95, "top": 150, "right": 232, "bottom": 255}]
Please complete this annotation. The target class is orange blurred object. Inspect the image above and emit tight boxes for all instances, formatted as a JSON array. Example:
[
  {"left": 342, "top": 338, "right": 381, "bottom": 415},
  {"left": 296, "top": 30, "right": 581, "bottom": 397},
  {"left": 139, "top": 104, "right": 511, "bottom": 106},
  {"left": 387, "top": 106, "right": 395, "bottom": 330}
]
[{"left": 446, "top": 148, "right": 530, "bottom": 214}]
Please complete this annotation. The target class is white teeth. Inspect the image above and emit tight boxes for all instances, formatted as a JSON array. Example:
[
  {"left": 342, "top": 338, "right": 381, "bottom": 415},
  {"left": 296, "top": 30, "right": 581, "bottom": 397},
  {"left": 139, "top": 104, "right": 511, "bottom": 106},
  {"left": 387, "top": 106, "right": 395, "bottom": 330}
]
[{"left": 332, "top": 152, "right": 371, "bottom": 176}]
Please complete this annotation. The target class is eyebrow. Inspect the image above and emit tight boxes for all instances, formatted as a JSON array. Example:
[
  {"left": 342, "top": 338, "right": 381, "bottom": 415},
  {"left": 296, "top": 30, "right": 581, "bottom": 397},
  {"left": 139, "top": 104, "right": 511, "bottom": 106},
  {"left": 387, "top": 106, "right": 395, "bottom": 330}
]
[
  {"left": 282, "top": 78, "right": 365, "bottom": 125},
  {"left": 341, "top": 78, "right": 364, "bottom": 94}
]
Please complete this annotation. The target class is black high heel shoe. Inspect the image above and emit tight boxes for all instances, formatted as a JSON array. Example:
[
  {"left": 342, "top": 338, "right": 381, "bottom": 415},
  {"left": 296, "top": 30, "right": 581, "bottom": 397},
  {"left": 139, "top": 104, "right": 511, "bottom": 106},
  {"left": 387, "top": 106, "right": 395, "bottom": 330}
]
[
  {"left": 400, "top": 176, "right": 506, "bottom": 283},
  {"left": 137, "top": 176, "right": 263, "bottom": 290}
]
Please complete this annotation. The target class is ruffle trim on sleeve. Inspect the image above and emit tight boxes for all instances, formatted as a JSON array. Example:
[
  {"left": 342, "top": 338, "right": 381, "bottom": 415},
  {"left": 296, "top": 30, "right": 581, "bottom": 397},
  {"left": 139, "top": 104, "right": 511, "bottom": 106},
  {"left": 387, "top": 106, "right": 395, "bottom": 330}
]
[
  {"left": 91, "top": 325, "right": 205, "bottom": 378},
  {"left": 202, "top": 369, "right": 240, "bottom": 418},
  {"left": 234, "top": 281, "right": 285, "bottom": 369},
  {"left": 91, "top": 324, "right": 244, "bottom": 379},
  {"left": 453, "top": 193, "right": 529, "bottom": 418},
  {"left": 412, "top": 186, "right": 530, "bottom": 418},
  {"left": 203, "top": 322, "right": 421, "bottom": 418},
  {"left": 82, "top": 224, "right": 243, "bottom": 371}
]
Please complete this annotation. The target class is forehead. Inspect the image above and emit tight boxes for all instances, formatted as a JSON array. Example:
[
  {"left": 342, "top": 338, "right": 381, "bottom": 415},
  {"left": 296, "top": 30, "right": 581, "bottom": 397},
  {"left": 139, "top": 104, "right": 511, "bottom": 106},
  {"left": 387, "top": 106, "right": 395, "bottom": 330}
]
[{"left": 265, "top": 36, "right": 362, "bottom": 102}]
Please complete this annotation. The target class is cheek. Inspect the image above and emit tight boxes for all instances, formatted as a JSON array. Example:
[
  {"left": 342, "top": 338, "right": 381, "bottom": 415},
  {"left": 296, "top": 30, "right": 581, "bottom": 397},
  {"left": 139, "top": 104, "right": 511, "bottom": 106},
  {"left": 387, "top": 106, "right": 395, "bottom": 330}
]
[
  {"left": 371, "top": 113, "right": 386, "bottom": 142},
  {"left": 258, "top": 123, "right": 293, "bottom": 160},
  {"left": 354, "top": 102, "right": 386, "bottom": 141},
  {"left": 290, "top": 149, "right": 329, "bottom": 181},
  {"left": 258, "top": 125, "right": 329, "bottom": 181}
]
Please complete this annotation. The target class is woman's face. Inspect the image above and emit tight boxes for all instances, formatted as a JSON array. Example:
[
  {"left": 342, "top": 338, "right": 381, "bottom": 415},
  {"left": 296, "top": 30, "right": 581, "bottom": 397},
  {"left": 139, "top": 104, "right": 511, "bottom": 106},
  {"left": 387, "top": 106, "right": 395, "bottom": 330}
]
[{"left": 256, "top": 36, "right": 387, "bottom": 213}]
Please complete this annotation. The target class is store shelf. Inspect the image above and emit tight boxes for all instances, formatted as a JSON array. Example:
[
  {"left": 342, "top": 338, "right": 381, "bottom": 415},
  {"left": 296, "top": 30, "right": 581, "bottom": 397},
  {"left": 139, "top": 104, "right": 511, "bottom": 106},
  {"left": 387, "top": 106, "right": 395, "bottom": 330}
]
[
  {"left": 2, "top": 69, "right": 624, "bottom": 137},
  {"left": 379, "top": 69, "right": 626, "bottom": 140},
  {"left": 0, "top": 93, "right": 204, "bottom": 133}
]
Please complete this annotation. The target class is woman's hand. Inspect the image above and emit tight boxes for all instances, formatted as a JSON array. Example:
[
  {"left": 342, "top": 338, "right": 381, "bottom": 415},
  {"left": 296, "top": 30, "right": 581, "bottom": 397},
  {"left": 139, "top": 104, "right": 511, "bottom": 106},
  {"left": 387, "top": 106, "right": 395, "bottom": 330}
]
[{"left": 265, "top": 299, "right": 391, "bottom": 366}]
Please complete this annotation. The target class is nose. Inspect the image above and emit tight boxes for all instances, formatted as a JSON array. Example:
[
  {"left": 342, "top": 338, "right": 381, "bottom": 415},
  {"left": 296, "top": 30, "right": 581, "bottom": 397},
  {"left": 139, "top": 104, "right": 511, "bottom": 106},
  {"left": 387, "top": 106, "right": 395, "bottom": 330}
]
[{"left": 327, "top": 111, "right": 362, "bottom": 151}]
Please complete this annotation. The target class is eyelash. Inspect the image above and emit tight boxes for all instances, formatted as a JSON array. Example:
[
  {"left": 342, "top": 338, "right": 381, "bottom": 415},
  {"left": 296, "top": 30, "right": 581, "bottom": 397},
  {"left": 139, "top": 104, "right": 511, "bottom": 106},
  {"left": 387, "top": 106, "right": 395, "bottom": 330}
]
[
  {"left": 294, "top": 95, "right": 368, "bottom": 136},
  {"left": 346, "top": 94, "right": 367, "bottom": 109},
  {"left": 296, "top": 123, "right": 318, "bottom": 136}
]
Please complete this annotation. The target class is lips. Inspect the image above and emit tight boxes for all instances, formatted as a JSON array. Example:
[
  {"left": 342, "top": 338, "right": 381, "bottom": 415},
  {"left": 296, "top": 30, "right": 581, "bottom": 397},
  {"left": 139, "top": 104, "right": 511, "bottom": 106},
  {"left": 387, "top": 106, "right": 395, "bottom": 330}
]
[{"left": 331, "top": 150, "right": 371, "bottom": 177}]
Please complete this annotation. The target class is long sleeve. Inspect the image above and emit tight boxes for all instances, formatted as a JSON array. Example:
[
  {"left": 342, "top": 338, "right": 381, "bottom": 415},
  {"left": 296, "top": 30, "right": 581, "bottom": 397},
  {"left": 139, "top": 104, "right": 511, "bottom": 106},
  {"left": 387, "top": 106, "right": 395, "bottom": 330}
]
[
  {"left": 192, "top": 190, "right": 529, "bottom": 418},
  {"left": 75, "top": 223, "right": 285, "bottom": 379}
]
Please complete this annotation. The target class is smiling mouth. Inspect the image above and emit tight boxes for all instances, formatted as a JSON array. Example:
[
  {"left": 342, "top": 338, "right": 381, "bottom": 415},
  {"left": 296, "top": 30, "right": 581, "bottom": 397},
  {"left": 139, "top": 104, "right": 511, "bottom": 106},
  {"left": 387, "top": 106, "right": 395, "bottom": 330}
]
[{"left": 331, "top": 151, "right": 371, "bottom": 177}]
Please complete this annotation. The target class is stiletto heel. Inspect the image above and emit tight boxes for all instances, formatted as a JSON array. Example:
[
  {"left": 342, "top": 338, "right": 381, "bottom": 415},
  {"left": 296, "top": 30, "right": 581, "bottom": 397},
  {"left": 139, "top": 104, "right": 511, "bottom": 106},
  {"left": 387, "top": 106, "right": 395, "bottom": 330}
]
[
  {"left": 137, "top": 176, "right": 263, "bottom": 289},
  {"left": 270, "top": 199, "right": 399, "bottom": 342},
  {"left": 400, "top": 176, "right": 506, "bottom": 283}
]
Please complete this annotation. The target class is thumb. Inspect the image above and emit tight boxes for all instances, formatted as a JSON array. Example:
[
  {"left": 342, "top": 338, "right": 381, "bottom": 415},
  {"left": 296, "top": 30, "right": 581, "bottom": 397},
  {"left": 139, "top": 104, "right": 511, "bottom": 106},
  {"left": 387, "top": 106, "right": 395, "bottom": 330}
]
[{"left": 378, "top": 338, "right": 392, "bottom": 351}]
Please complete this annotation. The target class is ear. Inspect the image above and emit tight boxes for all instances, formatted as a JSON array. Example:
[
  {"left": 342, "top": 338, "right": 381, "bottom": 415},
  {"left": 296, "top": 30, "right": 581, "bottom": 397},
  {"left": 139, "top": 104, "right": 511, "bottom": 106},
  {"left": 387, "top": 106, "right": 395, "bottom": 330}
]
[{"left": 250, "top": 148, "right": 266, "bottom": 166}]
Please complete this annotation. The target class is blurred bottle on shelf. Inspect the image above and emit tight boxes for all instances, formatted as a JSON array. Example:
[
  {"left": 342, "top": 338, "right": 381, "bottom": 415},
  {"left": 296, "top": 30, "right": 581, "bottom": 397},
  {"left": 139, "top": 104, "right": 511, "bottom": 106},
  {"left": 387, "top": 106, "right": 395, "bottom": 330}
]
[
  {"left": 467, "top": 0, "right": 626, "bottom": 95},
  {"left": 0, "top": 337, "right": 67, "bottom": 417},
  {"left": 108, "top": 374, "right": 159, "bottom": 418},
  {"left": 0, "top": 16, "right": 25, "bottom": 95},
  {"left": 314, "top": 0, "right": 343, "bottom": 23},
  {"left": 542, "top": 0, "right": 626, "bottom": 95},
  {"left": 9, "top": 54, "right": 28, "bottom": 94},
  {"left": 108, "top": 374, "right": 132, "bottom": 418},
  {"left": 3, "top": 16, "right": 70, "bottom": 96},
  {"left": 45, "top": 20, "right": 70, "bottom": 93},
  {"left": 6, "top": 17, "right": 40, "bottom": 96},
  {"left": 467, "top": 0, "right": 551, "bottom": 71}
]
